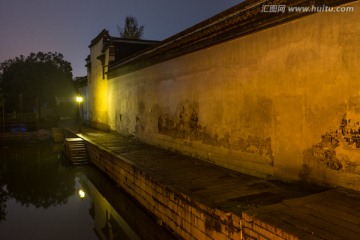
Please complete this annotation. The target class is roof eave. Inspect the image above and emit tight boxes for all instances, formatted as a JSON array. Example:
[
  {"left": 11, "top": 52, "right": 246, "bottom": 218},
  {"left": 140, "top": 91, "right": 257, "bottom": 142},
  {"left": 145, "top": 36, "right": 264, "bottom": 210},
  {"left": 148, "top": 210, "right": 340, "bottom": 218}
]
[{"left": 108, "top": 0, "right": 356, "bottom": 78}]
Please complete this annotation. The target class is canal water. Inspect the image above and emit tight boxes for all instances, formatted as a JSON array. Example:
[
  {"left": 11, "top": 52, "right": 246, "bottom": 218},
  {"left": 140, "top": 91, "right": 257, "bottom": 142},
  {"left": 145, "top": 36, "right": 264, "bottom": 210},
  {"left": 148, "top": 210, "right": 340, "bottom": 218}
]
[{"left": 0, "top": 140, "right": 176, "bottom": 240}]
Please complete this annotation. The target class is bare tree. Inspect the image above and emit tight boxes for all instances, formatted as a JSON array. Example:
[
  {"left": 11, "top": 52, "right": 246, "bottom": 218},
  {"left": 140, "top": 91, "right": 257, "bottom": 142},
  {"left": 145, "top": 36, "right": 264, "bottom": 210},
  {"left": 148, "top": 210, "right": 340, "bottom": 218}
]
[{"left": 117, "top": 16, "right": 144, "bottom": 39}]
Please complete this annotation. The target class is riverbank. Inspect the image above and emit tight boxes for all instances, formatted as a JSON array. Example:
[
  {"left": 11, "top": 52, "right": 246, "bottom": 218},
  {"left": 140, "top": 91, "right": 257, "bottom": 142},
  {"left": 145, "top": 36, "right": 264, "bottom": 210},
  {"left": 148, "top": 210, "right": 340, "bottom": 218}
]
[{"left": 64, "top": 125, "right": 360, "bottom": 239}]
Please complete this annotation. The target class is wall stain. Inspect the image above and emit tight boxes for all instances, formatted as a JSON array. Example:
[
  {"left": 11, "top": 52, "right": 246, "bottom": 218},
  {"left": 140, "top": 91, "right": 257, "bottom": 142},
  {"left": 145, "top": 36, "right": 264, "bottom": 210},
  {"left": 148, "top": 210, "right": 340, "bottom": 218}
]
[
  {"left": 115, "top": 112, "right": 131, "bottom": 134},
  {"left": 157, "top": 102, "right": 274, "bottom": 166},
  {"left": 303, "top": 132, "right": 342, "bottom": 171},
  {"left": 205, "top": 214, "right": 221, "bottom": 233},
  {"left": 135, "top": 115, "right": 145, "bottom": 133},
  {"left": 303, "top": 112, "right": 360, "bottom": 174}
]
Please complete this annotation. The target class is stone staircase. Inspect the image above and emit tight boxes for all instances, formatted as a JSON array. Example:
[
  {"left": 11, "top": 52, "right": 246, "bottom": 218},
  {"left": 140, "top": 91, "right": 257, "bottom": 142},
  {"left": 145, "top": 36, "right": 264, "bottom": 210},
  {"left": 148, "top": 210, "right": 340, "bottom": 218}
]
[{"left": 64, "top": 138, "right": 89, "bottom": 165}]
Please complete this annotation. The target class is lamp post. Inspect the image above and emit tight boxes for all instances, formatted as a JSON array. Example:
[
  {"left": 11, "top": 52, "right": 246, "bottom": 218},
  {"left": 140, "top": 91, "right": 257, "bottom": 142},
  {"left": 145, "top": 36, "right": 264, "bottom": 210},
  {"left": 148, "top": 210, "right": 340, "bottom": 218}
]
[{"left": 76, "top": 96, "right": 83, "bottom": 132}]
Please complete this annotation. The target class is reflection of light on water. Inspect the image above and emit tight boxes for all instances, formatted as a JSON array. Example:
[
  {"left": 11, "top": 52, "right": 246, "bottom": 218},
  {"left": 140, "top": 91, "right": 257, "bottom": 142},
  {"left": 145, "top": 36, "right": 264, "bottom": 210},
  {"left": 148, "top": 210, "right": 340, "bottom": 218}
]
[
  {"left": 78, "top": 189, "right": 86, "bottom": 199},
  {"left": 75, "top": 176, "right": 88, "bottom": 201}
]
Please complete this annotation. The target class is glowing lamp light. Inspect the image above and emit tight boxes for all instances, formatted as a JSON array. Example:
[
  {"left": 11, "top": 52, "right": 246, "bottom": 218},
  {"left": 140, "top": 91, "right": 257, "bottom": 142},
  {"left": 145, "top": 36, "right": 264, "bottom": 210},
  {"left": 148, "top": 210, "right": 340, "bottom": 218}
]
[
  {"left": 78, "top": 189, "right": 86, "bottom": 199},
  {"left": 76, "top": 96, "right": 83, "bottom": 103}
]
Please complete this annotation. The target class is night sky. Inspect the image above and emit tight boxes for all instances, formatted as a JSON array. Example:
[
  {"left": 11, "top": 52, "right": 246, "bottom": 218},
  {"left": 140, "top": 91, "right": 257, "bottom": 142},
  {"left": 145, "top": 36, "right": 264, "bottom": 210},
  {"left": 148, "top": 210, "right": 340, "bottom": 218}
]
[{"left": 0, "top": 0, "right": 243, "bottom": 77}]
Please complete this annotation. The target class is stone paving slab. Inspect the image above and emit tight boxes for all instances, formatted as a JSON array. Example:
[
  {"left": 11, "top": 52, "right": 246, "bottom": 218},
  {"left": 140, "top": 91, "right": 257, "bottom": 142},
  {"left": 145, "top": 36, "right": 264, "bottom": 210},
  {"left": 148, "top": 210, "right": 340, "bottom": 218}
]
[
  {"left": 243, "top": 189, "right": 360, "bottom": 239},
  {"left": 66, "top": 125, "right": 360, "bottom": 239}
]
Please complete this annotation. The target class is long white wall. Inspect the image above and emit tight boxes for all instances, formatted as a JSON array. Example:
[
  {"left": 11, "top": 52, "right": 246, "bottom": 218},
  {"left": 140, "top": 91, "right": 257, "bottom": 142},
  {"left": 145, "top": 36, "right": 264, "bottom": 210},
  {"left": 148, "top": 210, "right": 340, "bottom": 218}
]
[{"left": 91, "top": 1, "right": 360, "bottom": 189}]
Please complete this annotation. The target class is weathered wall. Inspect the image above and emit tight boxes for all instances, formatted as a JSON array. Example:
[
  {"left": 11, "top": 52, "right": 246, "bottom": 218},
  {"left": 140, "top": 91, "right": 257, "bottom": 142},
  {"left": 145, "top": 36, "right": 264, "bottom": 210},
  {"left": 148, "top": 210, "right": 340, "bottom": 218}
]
[{"left": 101, "top": 2, "right": 360, "bottom": 189}]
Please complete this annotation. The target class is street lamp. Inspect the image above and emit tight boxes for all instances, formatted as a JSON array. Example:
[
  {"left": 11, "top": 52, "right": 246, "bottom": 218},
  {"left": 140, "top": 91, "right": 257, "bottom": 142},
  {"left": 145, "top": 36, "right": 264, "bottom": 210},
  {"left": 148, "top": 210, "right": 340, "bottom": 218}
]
[
  {"left": 76, "top": 96, "right": 83, "bottom": 132},
  {"left": 78, "top": 189, "right": 86, "bottom": 199},
  {"left": 76, "top": 96, "right": 83, "bottom": 103}
]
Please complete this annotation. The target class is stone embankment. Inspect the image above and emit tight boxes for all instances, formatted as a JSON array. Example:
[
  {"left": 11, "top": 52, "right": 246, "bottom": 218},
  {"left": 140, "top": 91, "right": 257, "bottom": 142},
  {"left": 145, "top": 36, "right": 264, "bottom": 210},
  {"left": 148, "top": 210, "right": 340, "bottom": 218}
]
[{"left": 65, "top": 127, "right": 360, "bottom": 240}]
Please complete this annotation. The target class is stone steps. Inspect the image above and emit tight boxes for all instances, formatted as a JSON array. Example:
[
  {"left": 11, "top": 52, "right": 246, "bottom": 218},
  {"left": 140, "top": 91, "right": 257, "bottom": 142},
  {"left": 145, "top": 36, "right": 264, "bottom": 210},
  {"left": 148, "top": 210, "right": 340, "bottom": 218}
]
[{"left": 64, "top": 138, "right": 89, "bottom": 165}]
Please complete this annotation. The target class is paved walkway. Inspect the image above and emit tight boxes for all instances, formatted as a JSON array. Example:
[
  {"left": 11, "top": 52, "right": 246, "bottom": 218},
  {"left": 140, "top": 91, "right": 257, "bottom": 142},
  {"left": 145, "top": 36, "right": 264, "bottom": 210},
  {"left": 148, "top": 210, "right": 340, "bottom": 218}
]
[{"left": 65, "top": 125, "right": 360, "bottom": 239}]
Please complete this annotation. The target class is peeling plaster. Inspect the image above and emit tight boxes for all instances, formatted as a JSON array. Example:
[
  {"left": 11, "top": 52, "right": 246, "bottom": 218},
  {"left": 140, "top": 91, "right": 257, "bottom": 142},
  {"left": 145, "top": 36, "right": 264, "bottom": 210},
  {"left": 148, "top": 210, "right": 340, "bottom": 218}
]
[{"left": 303, "top": 111, "right": 360, "bottom": 177}]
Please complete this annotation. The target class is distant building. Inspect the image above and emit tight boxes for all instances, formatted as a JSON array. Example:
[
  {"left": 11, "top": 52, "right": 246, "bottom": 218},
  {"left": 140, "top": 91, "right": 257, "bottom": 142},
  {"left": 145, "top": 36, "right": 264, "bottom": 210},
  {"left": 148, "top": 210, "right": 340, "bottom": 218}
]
[{"left": 85, "top": 29, "right": 159, "bottom": 130}]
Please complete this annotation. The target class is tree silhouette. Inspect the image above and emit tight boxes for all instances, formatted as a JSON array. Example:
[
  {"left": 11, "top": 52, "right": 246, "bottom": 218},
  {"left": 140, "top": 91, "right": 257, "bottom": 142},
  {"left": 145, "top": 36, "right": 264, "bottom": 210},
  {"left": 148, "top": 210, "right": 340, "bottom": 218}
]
[
  {"left": 117, "top": 16, "right": 144, "bottom": 39},
  {"left": 2, "top": 143, "right": 75, "bottom": 210},
  {"left": 0, "top": 52, "right": 75, "bottom": 113}
]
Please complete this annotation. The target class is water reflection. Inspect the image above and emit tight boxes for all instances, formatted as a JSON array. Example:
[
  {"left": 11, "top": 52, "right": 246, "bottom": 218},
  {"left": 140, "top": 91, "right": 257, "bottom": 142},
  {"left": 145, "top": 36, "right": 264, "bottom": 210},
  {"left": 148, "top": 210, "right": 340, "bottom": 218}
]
[
  {"left": 0, "top": 141, "right": 175, "bottom": 240},
  {"left": 79, "top": 171, "right": 143, "bottom": 240}
]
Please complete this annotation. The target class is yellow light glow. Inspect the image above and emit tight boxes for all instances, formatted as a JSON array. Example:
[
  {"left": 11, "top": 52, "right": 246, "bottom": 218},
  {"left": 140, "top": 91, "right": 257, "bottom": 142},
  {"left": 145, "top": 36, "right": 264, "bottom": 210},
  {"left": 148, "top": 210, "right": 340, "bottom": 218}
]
[
  {"left": 76, "top": 96, "right": 83, "bottom": 103},
  {"left": 78, "top": 189, "right": 86, "bottom": 199},
  {"left": 94, "top": 77, "right": 109, "bottom": 123}
]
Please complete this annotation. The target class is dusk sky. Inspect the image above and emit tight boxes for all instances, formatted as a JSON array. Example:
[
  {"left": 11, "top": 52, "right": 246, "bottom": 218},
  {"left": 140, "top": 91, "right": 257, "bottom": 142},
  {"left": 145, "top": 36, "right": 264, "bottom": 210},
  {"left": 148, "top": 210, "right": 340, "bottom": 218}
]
[{"left": 0, "top": 0, "right": 243, "bottom": 78}]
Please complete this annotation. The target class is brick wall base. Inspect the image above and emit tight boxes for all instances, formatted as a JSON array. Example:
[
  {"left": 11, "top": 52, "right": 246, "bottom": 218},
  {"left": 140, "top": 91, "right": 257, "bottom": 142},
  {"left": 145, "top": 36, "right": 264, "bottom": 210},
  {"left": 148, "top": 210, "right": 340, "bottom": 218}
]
[{"left": 86, "top": 141, "right": 244, "bottom": 239}]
